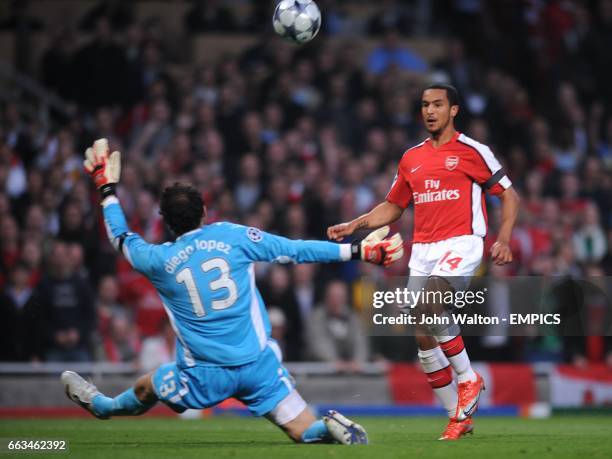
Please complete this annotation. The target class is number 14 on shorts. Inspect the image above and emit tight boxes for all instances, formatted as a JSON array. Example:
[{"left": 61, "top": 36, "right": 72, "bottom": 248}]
[{"left": 438, "top": 251, "right": 463, "bottom": 271}]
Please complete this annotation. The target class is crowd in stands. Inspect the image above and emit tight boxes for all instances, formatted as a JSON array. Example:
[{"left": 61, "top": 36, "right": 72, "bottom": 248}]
[{"left": 1, "top": 0, "right": 611, "bottom": 369}]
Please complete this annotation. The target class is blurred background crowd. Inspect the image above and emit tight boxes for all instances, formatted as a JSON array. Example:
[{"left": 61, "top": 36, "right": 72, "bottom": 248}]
[{"left": 0, "top": 0, "right": 611, "bottom": 370}]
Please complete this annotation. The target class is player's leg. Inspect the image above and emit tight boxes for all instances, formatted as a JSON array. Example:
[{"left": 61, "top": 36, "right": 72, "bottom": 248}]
[
  {"left": 240, "top": 343, "right": 367, "bottom": 444},
  {"left": 272, "top": 404, "right": 319, "bottom": 442},
  {"left": 424, "top": 276, "right": 478, "bottom": 385},
  {"left": 414, "top": 308, "right": 476, "bottom": 440},
  {"left": 427, "top": 236, "right": 486, "bottom": 421},
  {"left": 61, "top": 370, "right": 157, "bottom": 419},
  {"left": 413, "top": 278, "right": 478, "bottom": 439},
  {"left": 407, "top": 267, "right": 460, "bottom": 423},
  {"left": 415, "top": 334, "right": 457, "bottom": 419},
  {"left": 265, "top": 391, "right": 367, "bottom": 444}
]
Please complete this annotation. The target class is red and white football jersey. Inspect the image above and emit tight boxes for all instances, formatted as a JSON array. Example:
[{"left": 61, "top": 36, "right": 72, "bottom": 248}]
[{"left": 386, "top": 132, "right": 512, "bottom": 243}]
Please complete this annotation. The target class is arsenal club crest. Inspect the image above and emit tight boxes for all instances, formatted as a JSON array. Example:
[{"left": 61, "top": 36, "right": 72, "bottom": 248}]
[{"left": 445, "top": 156, "right": 459, "bottom": 171}]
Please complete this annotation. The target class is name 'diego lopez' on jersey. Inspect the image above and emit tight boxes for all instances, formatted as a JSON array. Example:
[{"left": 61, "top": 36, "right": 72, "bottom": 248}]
[{"left": 164, "top": 239, "right": 233, "bottom": 274}]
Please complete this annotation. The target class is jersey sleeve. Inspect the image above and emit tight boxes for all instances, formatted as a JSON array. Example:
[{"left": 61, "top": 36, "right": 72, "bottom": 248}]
[
  {"left": 463, "top": 143, "right": 512, "bottom": 196},
  {"left": 386, "top": 168, "right": 412, "bottom": 208},
  {"left": 233, "top": 225, "right": 351, "bottom": 264},
  {"left": 102, "top": 196, "right": 161, "bottom": 275}
]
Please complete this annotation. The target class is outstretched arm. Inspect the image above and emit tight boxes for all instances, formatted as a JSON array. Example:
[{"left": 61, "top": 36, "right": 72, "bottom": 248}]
[
  {"left": 84, "top": 138, "right": 158, "bottom": 274},
  {"left": 239, "top": 225, "right": 404, "bottom": 267},
  {"left": 329, "top": 163, "right": 411, "bottom": 241},
  {"left": 327, "top": 201, "right": 404, "bottom": 241}
]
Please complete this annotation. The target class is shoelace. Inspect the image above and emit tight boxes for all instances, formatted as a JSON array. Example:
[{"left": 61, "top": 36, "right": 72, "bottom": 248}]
[{"left": 457, "top": 381, "right": 474, "bottom": 407}]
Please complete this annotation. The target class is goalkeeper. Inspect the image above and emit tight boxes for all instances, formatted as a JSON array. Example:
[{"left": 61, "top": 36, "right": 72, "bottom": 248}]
[{"left": 61, "top": 139, "right": 404, "bottom": 445}]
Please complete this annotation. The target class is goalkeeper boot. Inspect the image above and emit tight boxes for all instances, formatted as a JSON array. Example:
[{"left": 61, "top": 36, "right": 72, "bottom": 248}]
[
  {"left": 61, "top": 371, "right": 108, "bottom": 420},
  {"left": 456, "top": 372, "right": 485, "bottom": 421},
  {"left": 323, "top": 410, "right": 368, "bottom": 445},
  {"left": 438, "top": 417, "right": 474, "bottom": 441}
]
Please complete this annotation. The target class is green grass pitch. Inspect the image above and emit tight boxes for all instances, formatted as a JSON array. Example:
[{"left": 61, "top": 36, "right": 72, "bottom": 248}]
[{"left": 1, "top": 416, "right": 612, "bottom": 459}]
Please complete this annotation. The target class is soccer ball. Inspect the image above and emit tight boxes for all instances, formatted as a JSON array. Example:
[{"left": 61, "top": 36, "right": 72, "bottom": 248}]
[{"left": 272, "top": 0, "right": 321, "bottom": 45}]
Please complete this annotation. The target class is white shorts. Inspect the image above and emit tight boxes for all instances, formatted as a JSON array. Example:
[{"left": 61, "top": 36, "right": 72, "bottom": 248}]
[{"left": 408, "top": 235, "right": 483, "bottom": 293}]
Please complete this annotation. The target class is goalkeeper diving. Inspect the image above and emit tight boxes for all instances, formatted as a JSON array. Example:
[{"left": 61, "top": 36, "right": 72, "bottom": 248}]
[{"left": 61, "top": 139, "right": 404, "bottom": 445}]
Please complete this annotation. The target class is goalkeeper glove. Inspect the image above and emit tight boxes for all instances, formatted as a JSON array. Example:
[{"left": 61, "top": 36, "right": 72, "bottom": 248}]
[
  {"left": 83, "top": 138, "right": 121, "bottom": 199},
  {"left": 351, "top": 226, "right": 404, "bottom": 266}
]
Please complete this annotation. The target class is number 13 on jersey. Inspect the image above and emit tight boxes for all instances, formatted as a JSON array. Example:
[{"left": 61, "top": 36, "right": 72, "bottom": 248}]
[{"left": 176, "top": 258, "right": 238, "bottom": 317}]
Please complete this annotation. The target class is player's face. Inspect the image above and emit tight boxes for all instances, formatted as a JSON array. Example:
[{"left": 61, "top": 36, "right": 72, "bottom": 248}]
[{"left": 421, "top": 89, "right": 458, "bottom": 135}]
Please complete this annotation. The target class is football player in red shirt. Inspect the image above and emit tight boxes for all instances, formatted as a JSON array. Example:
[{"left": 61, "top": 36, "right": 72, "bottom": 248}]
[{"left": 328, "top": 84, "right": 520, "bottom": 440}]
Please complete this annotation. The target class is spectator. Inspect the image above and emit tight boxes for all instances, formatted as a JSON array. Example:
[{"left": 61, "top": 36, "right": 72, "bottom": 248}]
[
  {"left": 366, "top": 28, "right": 428, "bottom": 74},
  {"left": 306, "top": 280, "right": 369, "bottom": 371},
  {"left": 22, "top": 204, "right": 46, "bottom": 245},
  {"left": 28, "top": 240, "right": 95, "bottom": 362},
  {"left": 1, "top": 144, "right": 27, "bottom": 198},
  {"left": 552, "top": 128, "right": 582, "bottom": 173},
  {"left": 102, "top": 313, "right": 141, "bottom": 363},
  {"left": 40, "top": 28, "right": 77, "bottom": 101},
  {"left": 2, "top": 103, "right": 37, "bottom": 167},
  {"left": 129, "top": 190, "right": 163, "bottom": 244},
  {"left": 0, "top": 215, "right": 20, "bottom": 282},
  {"left": 129, "top": 99, "right": 174, "bottom": 158},
  {"left": 73, "top": 16, "right": 129, "bottom": 110},
  {"left": 260, "top": 265, "right": 303, "bottom": 361},
  {"left": 234, "top": 153, "right": 262, "bottom": 214},
  {"left": 57, "top": 200, "right": 98, "bottom": 262},
  {"left": 96, "top": 275, "right": 125, "bottom": 337},
  {"left": 292, "top": 263, "right": 318, "bottom": 323},
  {"left": 0, "top": 263, "right": 35, "bottom": 360},
  {"left": 284, "top": 204, "right": 308, "bottom": 239},
  {"left": 573, "top": 203, "right": 608, "bottom": 264},
  {"left": 20, "top": 240, "right": 42, "bottom": 287},
  {"left": 433, "top": 39, "right": 474, "bottom": 96},
  {"left": 12, "top": 169, "right": 44, "bottom": 223}
]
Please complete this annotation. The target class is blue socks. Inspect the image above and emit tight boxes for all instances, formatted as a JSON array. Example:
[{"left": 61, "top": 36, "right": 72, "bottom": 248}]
[
  {"left": 301, "top": 420, "right": 332, "bottom": 443},
  {"left": 92, "top": 388, "right": 155, "bottom": 417}
]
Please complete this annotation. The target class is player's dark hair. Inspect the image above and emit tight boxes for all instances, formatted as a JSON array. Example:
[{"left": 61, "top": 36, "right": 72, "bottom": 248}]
[
  {"left": 423, "top": 83, "right": 460, "bottom": 107},
  {"left": 159, "top": 183, "right": 204, "bottom": 236}
]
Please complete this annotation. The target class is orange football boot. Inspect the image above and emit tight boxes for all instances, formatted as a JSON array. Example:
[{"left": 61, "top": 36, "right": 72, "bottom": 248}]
[
  {"left": 438, "top": 417, "right": 474, "bottom": 441},
  {"left": 456, "top": 372, "right": 485, "bottom": 421}
]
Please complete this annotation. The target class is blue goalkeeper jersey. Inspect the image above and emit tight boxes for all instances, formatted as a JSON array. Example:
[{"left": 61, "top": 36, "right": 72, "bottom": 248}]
[{"left": 102, "top": 196, "right": 350, "bottom": 368}]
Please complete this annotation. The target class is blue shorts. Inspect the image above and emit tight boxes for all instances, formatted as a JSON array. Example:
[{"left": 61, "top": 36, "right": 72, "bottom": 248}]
[{"left": 151, "top": 343, "right": 295, "bottom": 417}]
